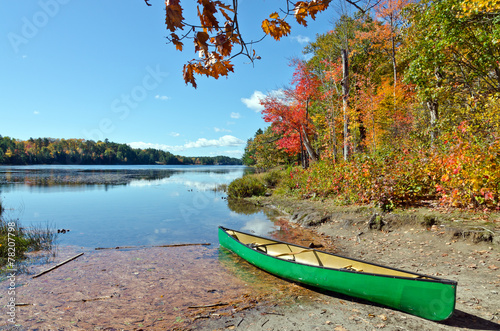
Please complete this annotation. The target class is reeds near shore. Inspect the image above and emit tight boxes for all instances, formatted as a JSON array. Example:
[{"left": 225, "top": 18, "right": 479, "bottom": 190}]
[{"left": 0, "top": 202, "right": 58, "bottom": 268}]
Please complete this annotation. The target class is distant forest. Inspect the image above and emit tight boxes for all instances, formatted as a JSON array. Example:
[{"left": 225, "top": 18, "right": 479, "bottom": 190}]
[{"left": 0, "top": 136, "right": 242, "bottom": 166}]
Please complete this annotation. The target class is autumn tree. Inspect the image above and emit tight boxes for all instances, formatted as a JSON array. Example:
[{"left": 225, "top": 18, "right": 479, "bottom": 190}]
[
  {"left": 402, "top": 0, "right": 500, "bottom": 142},
  {"left": 242, "top": 126, "right": 292, "bottom": 169},
  {"left": 305, "top": 14, "right": 364, "bottom": 160}
]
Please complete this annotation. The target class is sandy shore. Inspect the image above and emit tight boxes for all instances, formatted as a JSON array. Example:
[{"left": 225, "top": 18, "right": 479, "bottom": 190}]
[
  {"left": 192, "top": 198, "right": 500, "bottom": 331},
  {"left": 2, "top": 197, "right": 499, "bottom": 330},
  {"left": 194, "top": 221, "right": 500, "bottom": 330}
]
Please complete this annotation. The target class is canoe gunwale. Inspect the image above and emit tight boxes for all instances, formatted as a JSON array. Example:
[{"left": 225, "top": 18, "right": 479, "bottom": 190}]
[{"left": 219, "top": 226, "right": 458, "bottom": 286}]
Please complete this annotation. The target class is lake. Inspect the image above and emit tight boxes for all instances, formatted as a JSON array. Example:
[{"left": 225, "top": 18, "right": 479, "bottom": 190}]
[{"left": 0, "top": 165, "right": 280, "bottom": 248}]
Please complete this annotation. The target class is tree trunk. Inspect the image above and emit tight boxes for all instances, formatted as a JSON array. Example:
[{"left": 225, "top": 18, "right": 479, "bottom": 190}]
[
  {"left": 341, "top": 49, "right": 350, "bottom": 161},
  {"left": 331, "top": 97, "right": 338, "bottom": 163},
  {"left": 495, "top": 66, "right": 500, "bottom": 92},
  {"left": 301, "top": 125, "right": 318, "bottom": 163},
  {"left": 428, "top": 65, "right": 443, "bottom": 144},
  {"left": 426, "top": 99, "right": 439, "bottom": 143}
]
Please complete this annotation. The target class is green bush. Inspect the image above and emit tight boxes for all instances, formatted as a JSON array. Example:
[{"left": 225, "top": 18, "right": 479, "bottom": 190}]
[
  {"left": 227, "top": 176, "right": 266, "bottom": 198},
  {"left": 263, "top": 170, "right": 284, "bottom": 188}
]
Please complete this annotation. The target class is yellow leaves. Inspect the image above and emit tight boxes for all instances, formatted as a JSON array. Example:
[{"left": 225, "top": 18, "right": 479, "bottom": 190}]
[
  {"left": 262, "top": 13, "right": 291, "bottom": 40},
  {"left": 460, "top": 0, "right": 500, "bottom": 15}
]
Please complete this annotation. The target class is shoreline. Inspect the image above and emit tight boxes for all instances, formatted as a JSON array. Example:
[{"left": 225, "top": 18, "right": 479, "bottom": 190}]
[
  {"left": 193, "top": 196, "right": 500, "bottom": 330},
  {"left": 4, "top": 195, "right": 499, "bottom": 330}
]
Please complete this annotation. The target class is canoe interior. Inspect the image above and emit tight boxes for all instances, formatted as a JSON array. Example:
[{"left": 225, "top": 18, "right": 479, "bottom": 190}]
[{"left": 225, "top": 229, "right": 434, "bottom": 280}]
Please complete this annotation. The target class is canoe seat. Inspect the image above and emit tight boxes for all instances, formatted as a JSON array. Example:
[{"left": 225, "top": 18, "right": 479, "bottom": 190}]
[
  {"left": 274, "top": 249, "right": 313, "bottom": 257},
  {"left": 342, "top": 264, "right": 363, "bottom": 272},
  {"left": 272, "top": 249, "right": 324, "bottom": 267},
  {"left": 247, "top": 242, "right": 271, "bottom": 253}
]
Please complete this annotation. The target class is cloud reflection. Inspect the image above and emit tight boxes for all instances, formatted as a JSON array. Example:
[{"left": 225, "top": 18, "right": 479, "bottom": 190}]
[{"left": 241, "top": 217, "right": 277, "bottom": 236}]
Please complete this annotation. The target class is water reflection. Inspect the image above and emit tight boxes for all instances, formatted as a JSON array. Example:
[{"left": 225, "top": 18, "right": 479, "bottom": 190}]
[
  {"left": 0, "top": 165, "right": 275, "bottom": 248},
  {"left": 227, "top": 198, "right": 263, "bottom": 215},
  {"left": 240, "top": 218, "right": 278, "bottom": 236}
]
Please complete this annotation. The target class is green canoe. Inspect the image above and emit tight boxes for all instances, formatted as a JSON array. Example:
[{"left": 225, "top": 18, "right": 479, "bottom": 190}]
[{"left": 218, "top": 226, "right": 457, "bottom": 321}]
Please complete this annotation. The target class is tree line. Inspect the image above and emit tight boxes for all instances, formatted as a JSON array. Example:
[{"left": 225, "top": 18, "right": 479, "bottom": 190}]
[
  {"left": 242, "top": 0, "right": 499, "bottom": 210},
  {"left": 0, "top": 136, "right": 241, "bottom": 166}
]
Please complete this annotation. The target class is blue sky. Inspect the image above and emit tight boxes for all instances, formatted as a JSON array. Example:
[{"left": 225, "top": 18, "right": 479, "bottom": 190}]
[{"left": 1, "top": 1, "right": 337, "bottom": 158}]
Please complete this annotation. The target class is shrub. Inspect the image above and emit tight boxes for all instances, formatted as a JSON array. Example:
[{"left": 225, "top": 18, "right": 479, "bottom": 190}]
[
  {"left": 262, "top": 170, "right": 284, "bottom": 188},
  {"left": 434, "top": 121, "right": 500, "bottom": 209},
  {"left": 227, "top": 176, "right": 266, "bottom": 198}
]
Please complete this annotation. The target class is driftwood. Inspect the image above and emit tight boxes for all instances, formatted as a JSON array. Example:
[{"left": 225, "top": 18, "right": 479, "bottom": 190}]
[
  {"left": 95, "top": 243, "right": 211, "bottom": 250},
  {"left": 188, "top": 302, "right": 228, "bottom": 309},
  {"left": 95, "top": 246, "right": 138, "bottom": 250},
  {"left": 153, "top": 243, "right": 211, "bottom": 248},
  {"left": 69, "top": 295, "right": 113, "bottom": 303},
  {"left": 32, "top": 253, "right": 84, "bottom": 279}
]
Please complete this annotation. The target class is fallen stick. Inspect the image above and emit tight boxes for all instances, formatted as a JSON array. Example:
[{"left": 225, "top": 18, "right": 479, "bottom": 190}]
[
  {"left": 193, "top": 315, "right": 211, "bottom": 321},
  {"left": 263, "top": 312, "right": 285, "bottom": 316},
  {"left": 69, "top": 295, "right": 113, "bottom": 303},
  {"left": 95, "top": 243, "right": 211, "bottom": 250},
  {"left": 32, "top": 253, "right": 84, "bottom": 279},
  {"left": 188, "top": 302, "right": 229, "bottom": 309},
  {"left": 153, "top": 243, "right": 211, "bottom": 248},
  {"left": 95, "top": 246, "right": 140, "bottom": 250}
]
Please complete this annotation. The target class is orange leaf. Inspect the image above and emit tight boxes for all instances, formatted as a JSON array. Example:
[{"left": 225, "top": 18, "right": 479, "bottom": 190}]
[
  {"left": 183, "top": 63, "right": 197, "bottom": 88},
  {"left": 261, "top": 19, "right": 291, "bottom": 41},
  {"left": 195, "top": 31, "right": 210, "bottom": 54},
  {"left": 165, "top": 0, "right": 184, "bottom": 32},
  {"left": 170, "top": 33, "right": 183, "bottom": 51}
]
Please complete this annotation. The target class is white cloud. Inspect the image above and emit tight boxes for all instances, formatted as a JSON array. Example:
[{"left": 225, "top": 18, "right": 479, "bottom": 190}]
[
  {"left": 214, "top": 127, "right": 231, "bottom": 133},
  {"left": 241, "top": 90, "right": 266, "bottom": 112},
  {"left": 292, "top": 35, "right": 311, "bottom": 44},
  {"left": 230, "top": 112, "right": 241, "bottom": 119},
  {"left": 170, "top": 132, "right": 180, "bottom": 137},
  {"left": 128, "top": 142, "right": 177, "bottom": 151},
  {"left": 33, "top": 111, "right": 40, "bottom": 115},
  {"left": 269, "top": 88, "right": 287, "bottom": 100},
  {"left": 128, "top": 135, "right": 244, "bottom": 152},
  {"left": 184, "top": 135, "right": 244, "bottom": 148},
  {"left": 155, "top": 95, "right": 170, "bottom": 100}
]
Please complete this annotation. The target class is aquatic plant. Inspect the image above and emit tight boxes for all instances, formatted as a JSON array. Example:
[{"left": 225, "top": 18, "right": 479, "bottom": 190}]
[{"left": 0, "top": 214, "right": 58, "bottom": 268}]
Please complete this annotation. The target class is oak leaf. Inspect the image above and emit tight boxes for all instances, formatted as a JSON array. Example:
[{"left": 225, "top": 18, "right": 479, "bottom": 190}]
[
  {"left": 165, "top": 0, "right": 184, "bottom": 32},
  {"left": 183, "top": 63, "right": 197, "bottom": 88}
]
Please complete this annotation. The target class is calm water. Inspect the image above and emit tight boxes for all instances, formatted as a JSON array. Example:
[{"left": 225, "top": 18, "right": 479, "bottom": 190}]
[{"left": 0, "top": 165, "right": 279, "bottom": 248}]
